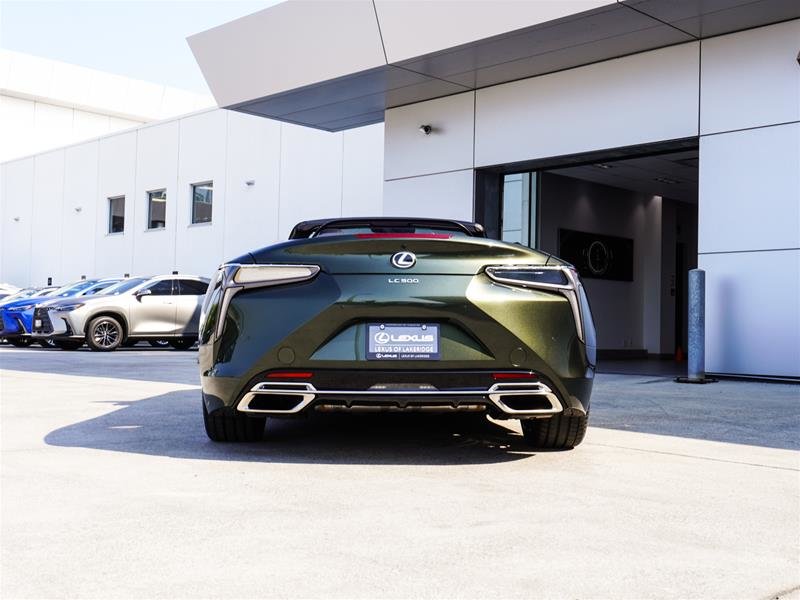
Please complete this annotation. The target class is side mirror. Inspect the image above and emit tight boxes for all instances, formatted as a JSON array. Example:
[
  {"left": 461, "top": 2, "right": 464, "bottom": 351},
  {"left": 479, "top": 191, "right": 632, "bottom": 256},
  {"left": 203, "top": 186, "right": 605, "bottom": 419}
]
[{"left": 135, "top": 289, "right": 152, "bottom": 301}]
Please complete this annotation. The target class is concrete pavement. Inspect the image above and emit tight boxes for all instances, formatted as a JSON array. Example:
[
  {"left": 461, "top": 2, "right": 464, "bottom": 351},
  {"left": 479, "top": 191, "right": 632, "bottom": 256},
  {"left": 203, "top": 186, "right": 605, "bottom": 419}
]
[{"left": 1, "top": 346, "right": 798, "bottom": 599}]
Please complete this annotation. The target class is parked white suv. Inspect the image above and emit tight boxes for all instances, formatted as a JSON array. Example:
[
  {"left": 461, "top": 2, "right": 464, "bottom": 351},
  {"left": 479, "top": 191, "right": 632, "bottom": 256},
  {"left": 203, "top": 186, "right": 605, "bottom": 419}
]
[{"left": 31, "top": 275, "right": 210, "bottom": 351}]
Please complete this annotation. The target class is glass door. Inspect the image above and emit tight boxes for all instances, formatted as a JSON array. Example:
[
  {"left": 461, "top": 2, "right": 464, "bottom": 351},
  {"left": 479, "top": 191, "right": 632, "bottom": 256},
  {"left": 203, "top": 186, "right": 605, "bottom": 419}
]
[{"left": 501, "top": 172, "right": 538, "bottom": 248}]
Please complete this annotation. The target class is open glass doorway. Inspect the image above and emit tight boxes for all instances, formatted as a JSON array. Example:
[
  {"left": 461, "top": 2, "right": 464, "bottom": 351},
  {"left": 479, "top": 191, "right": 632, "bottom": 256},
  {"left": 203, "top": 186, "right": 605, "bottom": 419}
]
[
  {"left": 501, "top": 172, "right": 537, "bottom": 247},
  {"left": 485, "top": 146, "right": 699, "bottom": 376}
]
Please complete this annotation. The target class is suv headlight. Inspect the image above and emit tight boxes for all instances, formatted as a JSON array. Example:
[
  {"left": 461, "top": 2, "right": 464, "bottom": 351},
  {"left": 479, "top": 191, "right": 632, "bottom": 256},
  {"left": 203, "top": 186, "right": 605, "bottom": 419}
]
[
  {"left": 55, "top": 302, "right": 85, "bottom": 312},
  {"left": 8, "top": 303, "right": 36, "bottom": 312}
]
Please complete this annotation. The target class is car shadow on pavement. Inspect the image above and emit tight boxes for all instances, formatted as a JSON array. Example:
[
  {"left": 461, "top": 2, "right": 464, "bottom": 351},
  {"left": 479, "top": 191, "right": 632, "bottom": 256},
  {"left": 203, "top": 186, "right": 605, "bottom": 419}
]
[{"left": 44, "top": 388, "right": 545, "bottom": 465}]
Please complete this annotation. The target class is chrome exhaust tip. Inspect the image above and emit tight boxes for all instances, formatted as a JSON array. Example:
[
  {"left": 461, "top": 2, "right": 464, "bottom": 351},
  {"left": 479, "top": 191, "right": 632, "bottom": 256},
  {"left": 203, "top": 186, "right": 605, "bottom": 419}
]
[{"left": 487, "top": 383, "right": 563, "bottom": 415}]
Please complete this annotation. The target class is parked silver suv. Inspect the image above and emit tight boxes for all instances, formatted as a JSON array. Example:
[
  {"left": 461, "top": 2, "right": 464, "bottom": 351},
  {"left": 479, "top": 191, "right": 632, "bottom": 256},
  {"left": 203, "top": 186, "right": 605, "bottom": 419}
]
[{"left": 31, "top": 275, "right": 210, "bottom": 351}]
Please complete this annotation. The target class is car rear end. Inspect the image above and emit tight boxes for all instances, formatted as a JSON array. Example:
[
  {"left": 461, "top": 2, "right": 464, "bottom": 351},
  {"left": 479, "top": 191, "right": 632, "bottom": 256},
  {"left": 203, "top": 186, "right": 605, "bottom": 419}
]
[{"left": 199, "top": 226, "right": 596, "bottom": 447}]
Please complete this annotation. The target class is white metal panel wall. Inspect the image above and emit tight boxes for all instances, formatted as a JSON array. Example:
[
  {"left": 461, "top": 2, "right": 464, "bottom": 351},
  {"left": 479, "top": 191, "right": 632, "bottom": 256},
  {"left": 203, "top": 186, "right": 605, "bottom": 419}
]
[
  {"left": 698, "top": 21, "right": 800, "bottom": 377},
  {"left": 699, "top": 124, "right": 800, "bottom": 253},
  {"left": 175, "top": 110, "right": 227, "bottom": 277},
  {"left": 132, "top": 121, "right": 180, "bottom": 275},
  {"left": 474, "top": 42, "right": 700, "bottom": 167},
  {"left": 0, "top": 95, "right": 36, "bottom": 161},
  {"left": 375, "top": 0, "right": 609, "bottom": 63},
  {"left": 700, "top": 19, "right": 800, "bottom": 136},
  {"left": 188, "top": 0, "right": 386, "bottom": 107},
  {"left": 342, "top": 123, "right": 385, "bottom": 217},
  {"left": 700, "top": 250, "right": 800, "bottom": 377},
  {"left": 384, "top": 92, "right": 475, "bottom": 180},
  {"left": 95, "top": 131, "right": 137, "bottom": 278},
  {"left": 277, "top": 123, "right": 344, "bottom": 239},
  {"left": 0, "top": 159, "right": 34, "bottom": 285},
  {"left": 0, "top": 109, "right": 387, "bottom": 286},
  {"left": 60, "top": 142, "right": 99, "bottom": 282},
  {"left": 30, "top": 151, "right": 66, "bottom": 285},
  {"left": 383, "top": 170, "right": 473, "bottom": 221},
  {"left": 222, "top": 111, "right": 282, "bottom": 262}
]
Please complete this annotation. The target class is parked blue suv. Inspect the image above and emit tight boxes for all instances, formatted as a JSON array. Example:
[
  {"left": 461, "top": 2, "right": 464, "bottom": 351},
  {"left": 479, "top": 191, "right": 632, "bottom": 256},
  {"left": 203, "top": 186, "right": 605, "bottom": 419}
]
[{"left": 1, "top": 279, "right": 119, "bottom": 347}]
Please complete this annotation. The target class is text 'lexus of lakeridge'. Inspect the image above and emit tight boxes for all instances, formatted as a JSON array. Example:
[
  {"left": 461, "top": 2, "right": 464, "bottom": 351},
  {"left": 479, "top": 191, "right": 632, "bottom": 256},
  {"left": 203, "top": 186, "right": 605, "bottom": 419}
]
[{"left": 198, "top": 217, "right": 597, "bottom": 450}]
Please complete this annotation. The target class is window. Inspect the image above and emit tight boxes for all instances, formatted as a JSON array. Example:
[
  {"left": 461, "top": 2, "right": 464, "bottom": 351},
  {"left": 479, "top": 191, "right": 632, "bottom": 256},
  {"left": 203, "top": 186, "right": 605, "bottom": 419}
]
[
  {"left": 108, "top": 196, "right": 125, "bottom": 233},
  {"left": 145, "top": 280, "right": 174, "bottom": 296},
  {"left": 501, "top": 172, "right": 537, "bottom": 247},
  {"left": 147, "top": 189, "right": 167, "bottom": 229},
  {"left": 177, "top": 279, "right": 209, "bottom": 295},
  {"left": 199, "top": 275, "right": 223, "bottom": 345},
  {"left": 191, "top": 182, "right": 213, "bottom": 224}
]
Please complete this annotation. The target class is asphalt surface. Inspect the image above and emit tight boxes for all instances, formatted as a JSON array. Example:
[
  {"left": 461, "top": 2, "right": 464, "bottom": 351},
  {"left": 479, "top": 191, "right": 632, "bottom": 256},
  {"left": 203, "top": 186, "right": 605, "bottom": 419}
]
[{"left": 1, "top": 346, "right": 798, "bottom": 599}]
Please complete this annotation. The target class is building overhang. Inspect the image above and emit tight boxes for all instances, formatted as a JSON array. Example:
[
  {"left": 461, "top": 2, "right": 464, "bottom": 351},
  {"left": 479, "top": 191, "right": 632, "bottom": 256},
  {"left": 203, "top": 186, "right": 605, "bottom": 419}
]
[{"left": 189, "top": 0, "right": 800, "bottom": 132}]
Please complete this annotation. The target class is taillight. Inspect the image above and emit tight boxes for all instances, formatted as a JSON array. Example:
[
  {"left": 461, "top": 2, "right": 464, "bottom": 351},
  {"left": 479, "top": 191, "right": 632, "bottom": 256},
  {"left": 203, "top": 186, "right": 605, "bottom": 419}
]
[
  {"left": 354, "top": 233, "right": 451, "bottom": 239},
  {"left": 484, "top": 264, "right": 590, "bottom": 343},
  {"left": 484, "top": 265, "right": 571, "bottom": 289},
  {"left": 267, "top": 371, "right": 313, "bottom": 379},
  {"left": 232, "top": 264, "right": 320, "bottom": 285},
  {"left": 492, "top": 372, "right": 537, "bottom": 380}
]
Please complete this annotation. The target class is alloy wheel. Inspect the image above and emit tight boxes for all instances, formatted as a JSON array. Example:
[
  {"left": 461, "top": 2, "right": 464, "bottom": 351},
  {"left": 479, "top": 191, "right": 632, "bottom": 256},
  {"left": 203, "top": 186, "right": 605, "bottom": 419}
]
[{"left": 93, "top": 321, "right": 120, "bottom": 349}]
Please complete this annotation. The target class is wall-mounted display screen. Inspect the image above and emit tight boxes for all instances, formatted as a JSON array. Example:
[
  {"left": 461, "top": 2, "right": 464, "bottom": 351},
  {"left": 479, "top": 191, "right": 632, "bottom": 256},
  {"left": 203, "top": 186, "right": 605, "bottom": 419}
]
[{"left": 558, "top": 228, "right": 634, "bottom": 281}]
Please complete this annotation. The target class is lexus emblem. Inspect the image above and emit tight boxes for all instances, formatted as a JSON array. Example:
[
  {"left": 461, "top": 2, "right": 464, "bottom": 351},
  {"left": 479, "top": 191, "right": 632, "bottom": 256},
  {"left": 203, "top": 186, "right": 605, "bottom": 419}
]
[{"left": 390, "top": 251, "right": 416, "bottom": 269}]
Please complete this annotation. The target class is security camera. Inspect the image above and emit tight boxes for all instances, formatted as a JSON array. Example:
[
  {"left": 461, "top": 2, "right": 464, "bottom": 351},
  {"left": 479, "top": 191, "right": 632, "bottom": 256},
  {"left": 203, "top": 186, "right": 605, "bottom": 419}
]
[{"left": 418, "top": 124, "right": 432, "bottom": 135}]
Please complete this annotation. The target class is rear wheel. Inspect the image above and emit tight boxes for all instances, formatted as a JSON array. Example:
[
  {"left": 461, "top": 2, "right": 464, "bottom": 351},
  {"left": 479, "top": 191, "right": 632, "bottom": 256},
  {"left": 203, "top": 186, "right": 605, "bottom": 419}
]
[
  {"left": 38, "top": 338, "right": 56, "bottom": 348},
  {"left": 8, "top": 337, "right": 32, "bottom": 348},
  {"left": 86, "top": 316, "right": 123, "bottom": 352},
  {"left": 54, "top": 340, "right": 83, "bottom": 351},
  {"left": 521, "top": 413, "right": 588, "bottom": 450},
  {"left": 203, "top": 402, "right": 265, "bottom": 442},
  {"left": 169, "top": 338, "right": 195, "bottom": 350},
  {"left": 148, "top": 339, "right": 169, "bottom": 348}
]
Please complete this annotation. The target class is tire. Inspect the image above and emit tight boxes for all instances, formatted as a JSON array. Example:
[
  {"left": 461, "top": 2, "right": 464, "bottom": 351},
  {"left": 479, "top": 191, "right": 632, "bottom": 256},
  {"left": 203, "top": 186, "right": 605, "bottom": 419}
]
[
  {"left": 149, "top": 339, "right": 169, "bottom": 348},
  {"left": 521, "top": 413, "right": 588, "bottom": 450},
  {"left": 38, "top": 338, "right": 57, "bottom": 348},
  {"left": 203, "top": 402, "right": 265, "bottom": 443},
  {"left": 169, "top": 338, "right": 196, "bottom": 350},
  {"left": 54, "top": 340, "right": 83, "bottom": 351},
  {"left": 8, "top": 337, "right": 32, "bottom": 348},
  {"left": 86, "top": 316, "right": 123, "bottom": 352}
]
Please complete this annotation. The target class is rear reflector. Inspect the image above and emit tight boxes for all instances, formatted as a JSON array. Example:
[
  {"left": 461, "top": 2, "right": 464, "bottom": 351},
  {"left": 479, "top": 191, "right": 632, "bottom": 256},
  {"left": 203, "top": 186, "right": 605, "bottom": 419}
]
[
  {"left": 492, "top": 372, "right": 538, "bottom": 380},
  {"left": 355, "top": 233, "right": 451, "bottom": 239},
  {"left": 267, "top": 371, "right": 313, "bottom": 379}
]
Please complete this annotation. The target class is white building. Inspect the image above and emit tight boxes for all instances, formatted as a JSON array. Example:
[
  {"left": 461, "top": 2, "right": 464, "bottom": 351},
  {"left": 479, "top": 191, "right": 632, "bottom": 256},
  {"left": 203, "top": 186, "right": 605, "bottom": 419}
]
[
  {"left": 0, "top": 106, "right": 384, "bottom": 286},
  {"left": 0, "top": 50, "right": 216, "bottom": 162},
  {"left": 187, "top": 0, "right": 799, "bottom": 379},
  {"left": 2, "top": 1, "right": 798, "bottom": 379}
]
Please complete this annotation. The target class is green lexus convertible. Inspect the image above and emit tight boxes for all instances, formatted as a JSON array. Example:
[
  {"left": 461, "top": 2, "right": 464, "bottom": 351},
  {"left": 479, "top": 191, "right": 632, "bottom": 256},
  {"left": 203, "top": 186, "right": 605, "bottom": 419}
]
[{"left": 198, "top": 217, "right": 596, "bottom": 449}]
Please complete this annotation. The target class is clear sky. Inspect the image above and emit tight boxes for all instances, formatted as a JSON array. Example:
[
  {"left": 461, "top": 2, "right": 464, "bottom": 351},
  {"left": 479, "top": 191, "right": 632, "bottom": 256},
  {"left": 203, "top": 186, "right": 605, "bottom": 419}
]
[{"left": 0, "top": 0, "right": 281, "bottom": 94}]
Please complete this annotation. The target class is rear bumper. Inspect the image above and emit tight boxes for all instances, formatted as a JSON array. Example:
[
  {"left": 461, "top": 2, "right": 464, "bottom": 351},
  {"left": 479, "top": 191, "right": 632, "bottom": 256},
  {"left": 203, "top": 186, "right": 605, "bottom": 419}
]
[
  {"left": 202, "top": 369, "right": 592, "bottom": 420},
  {"left": 238, "top": 380, "right": 565, "bottom": 417}
]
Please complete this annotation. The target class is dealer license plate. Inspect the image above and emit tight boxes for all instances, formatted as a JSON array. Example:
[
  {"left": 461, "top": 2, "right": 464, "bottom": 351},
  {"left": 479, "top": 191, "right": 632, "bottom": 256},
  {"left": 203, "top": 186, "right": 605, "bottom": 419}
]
[{"left": 366, "top": 323, "right": 440, "bottom": 360}]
